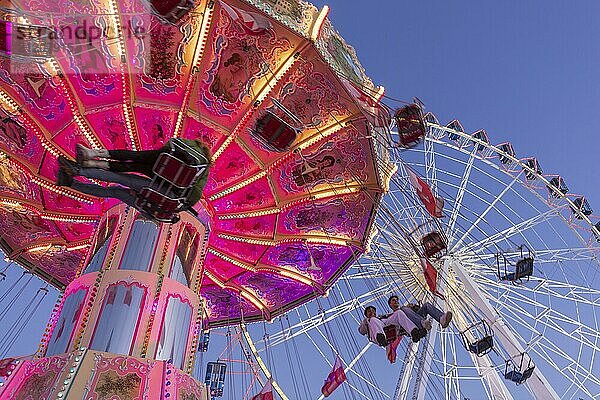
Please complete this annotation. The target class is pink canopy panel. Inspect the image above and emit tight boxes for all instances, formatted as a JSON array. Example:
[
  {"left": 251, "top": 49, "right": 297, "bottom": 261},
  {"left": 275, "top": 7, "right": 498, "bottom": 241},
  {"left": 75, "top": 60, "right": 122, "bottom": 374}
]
[{"left": 0, "top": 0, "right": 392, "bottom": 325}]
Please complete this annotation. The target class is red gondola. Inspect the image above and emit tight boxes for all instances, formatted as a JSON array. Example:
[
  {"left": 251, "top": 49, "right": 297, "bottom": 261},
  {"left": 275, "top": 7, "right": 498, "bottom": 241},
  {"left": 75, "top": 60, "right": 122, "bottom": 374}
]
[
  {"left": 421, "top": 231, "right": 447, "bottom": 258},
  {"left": 394, "top": 103, "right": 426, "bottom": 147}
]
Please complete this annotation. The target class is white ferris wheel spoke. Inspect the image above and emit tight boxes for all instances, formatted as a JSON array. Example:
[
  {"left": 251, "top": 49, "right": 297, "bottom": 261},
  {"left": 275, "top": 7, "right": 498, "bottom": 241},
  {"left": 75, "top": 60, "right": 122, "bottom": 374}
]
[
  {"left": 452, "top": 171, "right": 523, "bottom": 251},
  {"left": 445, "top": 148, "right": 477, "bottom": 245},
  {"left": 459, "top": 206, "right": 566, "bottom": 254}
]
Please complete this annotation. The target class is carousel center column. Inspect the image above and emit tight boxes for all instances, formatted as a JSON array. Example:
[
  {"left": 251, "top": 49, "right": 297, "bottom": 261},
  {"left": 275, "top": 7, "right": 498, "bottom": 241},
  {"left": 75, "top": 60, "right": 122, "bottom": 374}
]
[{"left": 1, "top": 204, "right": 210, "bottom": 399}]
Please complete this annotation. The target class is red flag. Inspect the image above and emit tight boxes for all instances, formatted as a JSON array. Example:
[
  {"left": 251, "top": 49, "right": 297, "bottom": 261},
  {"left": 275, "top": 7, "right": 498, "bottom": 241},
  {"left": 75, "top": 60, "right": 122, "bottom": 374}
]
[
  {"left": 386, "top": 336, "right": 402, "bottom": 364},
  {"left": 420, "top": 258, "right": 444, "bottom": 299},
  {"left": 406, "top": 167, "right": 444, "bottom": 218},
  {"left": 321, "top": 355, "right": 347, "bottom": 397},
  {"left": 251, "top": 379, "right": 273, "bottom": 400}
]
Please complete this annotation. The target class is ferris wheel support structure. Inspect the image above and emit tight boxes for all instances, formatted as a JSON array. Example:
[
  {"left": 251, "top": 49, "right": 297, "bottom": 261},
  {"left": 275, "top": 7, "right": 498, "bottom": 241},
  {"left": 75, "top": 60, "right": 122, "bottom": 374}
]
[
  {"left": 450, "top": 258, "right": 560, "bottom": 399},
  {"left": 411, "top": 259, "right": 449, "bottom": 400},
  {"left": 395, "top": 342, "right": 419, "bottom": 399}
]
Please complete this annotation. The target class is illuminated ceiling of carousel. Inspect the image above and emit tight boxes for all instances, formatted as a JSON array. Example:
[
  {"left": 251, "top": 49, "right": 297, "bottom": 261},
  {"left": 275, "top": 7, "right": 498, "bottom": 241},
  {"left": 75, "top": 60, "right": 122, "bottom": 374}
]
[{"left": 0, "top": 0, "right": 393, "bottom": 325}]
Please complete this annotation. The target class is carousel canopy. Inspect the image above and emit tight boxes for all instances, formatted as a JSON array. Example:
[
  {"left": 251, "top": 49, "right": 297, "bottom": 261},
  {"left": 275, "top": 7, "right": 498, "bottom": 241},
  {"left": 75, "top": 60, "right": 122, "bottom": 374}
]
[{"left": 0, "top": 0, "right": 393, "bottom": 326}]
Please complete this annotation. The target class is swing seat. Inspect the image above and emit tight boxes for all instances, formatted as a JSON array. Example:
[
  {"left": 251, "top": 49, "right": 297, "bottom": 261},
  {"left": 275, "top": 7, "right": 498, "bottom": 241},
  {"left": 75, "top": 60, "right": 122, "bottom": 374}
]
[
  {"left": 150, "top": 139, "right": 209, "bottom": 203},
  {"left": 468, "top": 335, "right": 494, "bottom": 356},
  {"left": 252, "top": 111, "right": 299, "bottom": 152},
  {"left": 148, "top": 0, "right": 195, "bottom": 24},
  {"left": 198, "top": 330, "right": 210, "bottom": 352},
  {"left": 382, "top": 325, "right": 409, "bottom": 346},
  {"left": 153, "top": 153, "right": 203, "bottom": 189},
  {"left": 502, "top": 257, "right": 534, "bottom": 282},
  {"left": 505, "top": 366, "right": 534, "bottom": 384},
  {"left": 421, "top": 231, "right": 447, "bottom": 258},
  {"left": 394, "top": 104, "right": 426, "bottom": 146},
  {"left": 135, "top": 187, "right": 183, "bottom": 223},
  {"left": 504, "top": 370, "right": 523, "bottom": 383}
]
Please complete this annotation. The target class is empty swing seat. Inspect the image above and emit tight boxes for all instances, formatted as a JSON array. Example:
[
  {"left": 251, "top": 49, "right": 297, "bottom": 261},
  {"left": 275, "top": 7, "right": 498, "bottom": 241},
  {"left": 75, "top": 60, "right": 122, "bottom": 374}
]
[
  {"left": 198, "top": 329, "right": 210, "bottom": 352},
  {"left": 148, "top": 0, "right": 195, "bottom": 24},
  {"left": 469, "top": 335, "right": 494, "bottom": 356},
  {"left": 461, "top": 320, "right": 494, "bottom": 357},
  {"left": 504, "top": 366, "right": 535, "bottom": 384},
  {"left": 421, "top": 231, "right": 447, "bottom": 258},
  {"left": 505, "top": 353, "right": 535, "bottom": 384},
  {"left": 252, "top": 111, "right": 298, "bottom": 152},
  {"left": 502, "top": 257, "right": 534, "bottom": 282}
]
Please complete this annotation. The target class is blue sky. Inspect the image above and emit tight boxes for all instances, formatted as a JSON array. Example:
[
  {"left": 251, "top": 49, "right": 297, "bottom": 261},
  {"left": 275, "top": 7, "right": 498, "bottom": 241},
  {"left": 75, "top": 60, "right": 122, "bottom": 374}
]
[
  {"left": 313, "top": 0, "right": 599, "bottom": 208},
  {"left": 1, "top": 1, "right": 599, "bottom": 397}
]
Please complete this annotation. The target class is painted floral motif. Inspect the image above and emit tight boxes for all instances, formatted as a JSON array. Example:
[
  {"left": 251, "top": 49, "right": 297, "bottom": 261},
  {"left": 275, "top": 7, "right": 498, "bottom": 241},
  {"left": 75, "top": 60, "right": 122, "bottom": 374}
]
[
  {"left": 280, "top": 129, "right": 369, "bottom": 192},
  {"left": 138, "top": 23, "right": 186, "bottom": 95},
  {"left": 12, "top": 355, "right": 68, "bottom": 400},
  {"left": 15, "top": 371, "right": 56, "bottom": 400},
  {"left": 27, "top": 248, "right": 83, "bottom": 283},
  {"left": 0, "top": 162, "right": 37, "bottom": 199},
  {"left": 89, "top": 355, "right": 153, "bottom": 400},
  {"left": 277, "top": 61, "right": 349, "bottom": 127},
  {"left": 0, "top": 115, "right": 27, "bottom": 150},
  {"left": 202, "top": 286, "right": 256, "bottom": 321},
  {"left": 0, "top": 208, "right": 54, "bottom": 241},
  {"left": 94, "top": 370, "right": 141, "bottom": 400},
  {"left": 264, "top": 0, "right": 303, "bottom": 22},
  {"left": 238, "top": 271, "right": 311, "bottom": 307},
  {"left": 97, "top": 114, "right": 129, "bottom": 149},
  {"left": 200, "top": 3, "right": 292, "bottom": 116},
  {"left": 284, "top": 196, "right": 368, "bottom": 239}
]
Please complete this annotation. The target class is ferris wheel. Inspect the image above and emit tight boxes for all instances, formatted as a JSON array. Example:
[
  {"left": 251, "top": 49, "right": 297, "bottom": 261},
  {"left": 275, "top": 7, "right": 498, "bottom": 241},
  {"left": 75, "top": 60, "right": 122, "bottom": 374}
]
[{"left": 209, "top": 109, "right": 600, "bottom": 400}]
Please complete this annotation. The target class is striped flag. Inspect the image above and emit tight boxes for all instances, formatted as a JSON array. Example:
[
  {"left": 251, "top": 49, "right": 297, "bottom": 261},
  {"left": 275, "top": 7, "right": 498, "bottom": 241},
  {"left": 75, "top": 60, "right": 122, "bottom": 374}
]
[
  {"left": 406, "top": 167, "right": 444, "bottom": 218},
  {"left": 420, "top": 257, "right": 444, "bottom": 299},
  {"left": 321, "top": 355, "right": 346, "bottom": 397}
]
